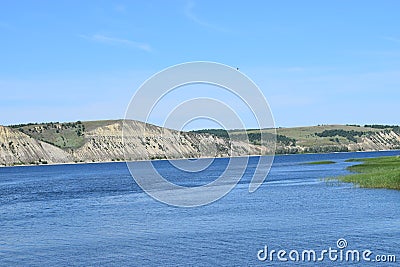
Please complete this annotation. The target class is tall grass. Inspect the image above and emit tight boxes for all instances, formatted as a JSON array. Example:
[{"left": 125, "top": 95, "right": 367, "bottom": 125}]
[{"left": 338, "top": 156, "right": 400, "bottom": 190}]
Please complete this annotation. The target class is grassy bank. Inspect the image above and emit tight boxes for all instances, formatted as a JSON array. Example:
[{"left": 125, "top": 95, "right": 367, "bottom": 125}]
[
  {"left": 306, "top": 160, "right": 336, "bottom": 165},
  {"left": 338, "top": 156, "right": 400, "bottom": 190}
]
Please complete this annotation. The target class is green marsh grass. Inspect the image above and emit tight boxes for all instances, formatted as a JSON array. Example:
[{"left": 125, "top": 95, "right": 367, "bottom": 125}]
[{"left": 338, "top": 156, "right": 400, "bottom": 190}]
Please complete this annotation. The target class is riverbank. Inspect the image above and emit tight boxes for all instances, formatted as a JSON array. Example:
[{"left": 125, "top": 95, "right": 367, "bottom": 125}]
[
  {"left": 305, "top": 160, "right": 336, "bottom": 165},
  {"left": 2, "top": 121, "right": 400, "bottom": 167},
  {"left": 2, "top": 149, "right": 400, "bottom": 168},
  {"left": 337, "top": 156, "right": 400, "bottom": 190}
]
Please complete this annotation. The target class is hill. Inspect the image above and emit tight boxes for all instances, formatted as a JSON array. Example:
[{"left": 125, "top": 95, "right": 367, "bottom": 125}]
[
  {"left": 1, "top": 121, "right": 399, "bottom": 166},
  {"left": 2, "top": 120, "right": 267, "bottom": 166},
  {"left": 0, "top": 125, "right": 74, "bottom": 166},
  {"left": 193, "top": 124, "right": 400, "bottom": 154}
]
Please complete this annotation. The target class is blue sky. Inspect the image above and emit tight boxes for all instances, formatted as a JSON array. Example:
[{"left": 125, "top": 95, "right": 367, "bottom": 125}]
[{"left": 1, "top": 0, "right": 399, "bottom": 128}]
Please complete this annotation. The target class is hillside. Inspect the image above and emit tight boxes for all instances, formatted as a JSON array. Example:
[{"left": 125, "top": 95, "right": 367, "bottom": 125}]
[
  {"left": 2, "top": 120, "right": 267, "bottom": 166},
  {"left": 0, "top": 125, "right": 74, "bottom": 166},
  {"left": 1, "top": 121, "right": 399, "bottom": 167},
  {"left": 193, "top": 124, "right": 400, "bottom": 154},
  {"left": 270, "top": 124, "right": 400, "bottom": 153}
]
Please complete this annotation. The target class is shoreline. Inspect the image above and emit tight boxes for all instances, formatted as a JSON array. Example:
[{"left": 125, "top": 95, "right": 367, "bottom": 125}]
[
  {"left": 1, "top": 149, "right": 399, "bottom": 169},
  {"left": 334, "top": 155, "right": 400, "bottom": 190}
]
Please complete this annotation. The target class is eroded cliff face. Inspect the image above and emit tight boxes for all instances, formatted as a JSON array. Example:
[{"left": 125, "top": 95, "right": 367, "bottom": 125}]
[
  {"left": 1, "top": 120, "right": 399, "bottom": 167},
  {"left": 276, "top": 130, "right": 400, "bottom": 154},
  {"left": 73, "top": 120, "right": 267, "bottom": 162},
  {"left": 1, "top": 120, "right": 267, "bottom": 166},
  {"left": 348, "top": 131, "right": 400, "bottom": 151},
  {"left": 0, "top": 126, "right": 74, "bottom": 166}
]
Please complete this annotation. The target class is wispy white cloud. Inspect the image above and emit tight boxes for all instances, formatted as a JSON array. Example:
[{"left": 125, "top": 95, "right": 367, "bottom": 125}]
[
  {"left": 114, "top": 4, "right": 126, "bottom": 13},
  {"left": 184, "top": 0, "right": 228, "bottom": 32},
  {"left": 383, "top": 36, "right": 400, "bottom": 44},
  {"left": 353, "top": 49, "right": 400, "bottom": 57},
  {"left": 0, "top": 21, "right": 13, "bottom": 31},
  {"left": 80, "top": 34, "right": 151, "bottom": 52}
]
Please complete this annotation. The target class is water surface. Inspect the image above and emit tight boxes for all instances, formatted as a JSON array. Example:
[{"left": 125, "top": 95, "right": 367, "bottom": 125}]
[{"left": 1, "top": 151, "right": 399, "bottom": 266}]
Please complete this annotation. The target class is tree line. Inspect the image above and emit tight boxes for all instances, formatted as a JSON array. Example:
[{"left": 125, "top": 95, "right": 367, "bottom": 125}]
[{"left": 315, "top": 129, "right": 371, "bottom": 142}]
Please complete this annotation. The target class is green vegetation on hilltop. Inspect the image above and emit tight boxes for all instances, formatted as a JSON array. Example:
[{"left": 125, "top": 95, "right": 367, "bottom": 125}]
[
  {"left": 191, "top": 124, "right": 400, "bottom": 154},
  {"left": 337, "top": 156, "right": 400, "bottom": 190},
  {"left": 363, "top": 125, "right": 400, "bottom": 134},
  {"left": 364, "top": 124, "right": 400, "bottom": 129},
  {"left": 193, "top": 129, "right": 229, "bottom": 139},
  {"left": 11, "top": 121, "right": 86, "bottom": 149},
  {"left": 315, "top": 129, "right": 372, "bottom": 142},
  {"left": 191, "top": 129, "right": 296, "bottom": 146},
  {"left": 240, "top": 125, "right": 382, "bottom": 147},
  {"left": 5, "top": 121, "right": 400, "bottom": 156},
  {"left": 230, "top": 132, "right": 296, "bottom": 146},
  {"left": 9, "top": 120, "right": 122, "bottom": 150},
  {"left": 192, "top": 124, "right": 389, "bottom": 152}
]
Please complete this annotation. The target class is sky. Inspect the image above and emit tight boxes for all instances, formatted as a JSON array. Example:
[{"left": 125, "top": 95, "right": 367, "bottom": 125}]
[{"left": 0, "top": 0, "right": 399, "bottom": 129}]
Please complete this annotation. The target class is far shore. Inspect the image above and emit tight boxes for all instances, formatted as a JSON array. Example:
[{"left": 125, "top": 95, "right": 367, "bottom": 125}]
[{"left": 2, "top": 149, "right": 400, "bottom": 168}]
